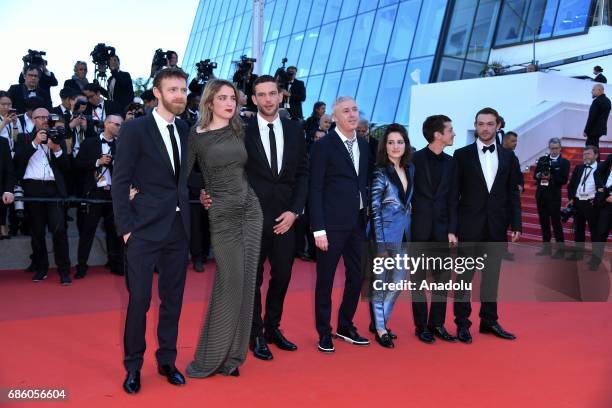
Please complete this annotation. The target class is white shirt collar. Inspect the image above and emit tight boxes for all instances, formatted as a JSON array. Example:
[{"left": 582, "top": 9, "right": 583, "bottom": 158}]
[
  {"left": 335, "top": 127, "right": 356, "bottom": 143},
  {"left": 257, "top": 112, "right": 281, "bottom": 131},
  {"left": 152, "top": 107, "right": 176, "bottom": 129},
  {"left": 476, "top": 138, "right": 495, "bottom": 151}
]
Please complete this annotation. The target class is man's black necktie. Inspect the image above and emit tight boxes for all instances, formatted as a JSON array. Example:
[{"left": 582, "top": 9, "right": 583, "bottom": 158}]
[
  {"left": 267, "top": 123, "right": 278, "bottom": 177},
  {"left": 482, "top": 144, "right": 495, "bottom": 153},
  {"left": 167, "top": 124, "right": 181, "bottom": 184}
]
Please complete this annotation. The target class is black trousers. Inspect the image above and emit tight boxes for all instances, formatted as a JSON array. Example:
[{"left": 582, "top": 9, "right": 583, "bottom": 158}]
[
  {"left": 77, "top": 188, "right": 123, "bottom": 273},
  {"left": 453, "top": 231, "right": 503, "bottom": 329},
  {"left": 294, "top": 205, "right": 315, "bottom": 257},
  {"left": 585, "top": 134, "right": 601, "bottom": 148},
  {"left": 315, "top": 216, "right": 365, "bottom": 336},
  {"left": 573, "top": 199, "right": 599, "bottom": 251},
  {"left": 189, "top": 202, "right": 210, "bottom": 262},
  {"left": 411, "top": 243, "right": 452, "bottom": 330},
  {"left": 251, "top": 217, "right": 295, "bottom": 338},
  {"left": 536, "top": 192, "right": 564, "bottom": 242},
  {"left": 123, "top": 213, "right": 188, "bottom": 371},
  {"left": 22, "top": 180, "right": 70, "bottom": 274},
  {"left": 592, "top": 203, "right": 611, "bottom": 263}
]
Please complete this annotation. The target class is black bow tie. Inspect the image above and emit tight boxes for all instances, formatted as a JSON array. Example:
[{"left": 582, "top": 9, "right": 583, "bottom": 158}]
[
  {"left": 482, "top": 144, "right": 495, "bottom": 153},
  {"left": 95, "top": 104, "right": 102, "bottom": 110},
  {"left": 585, "top": 164, "right": 592, "bottom": 169},
  {"left": 101, "top": 138, "right": 115, "bottom": 146}
]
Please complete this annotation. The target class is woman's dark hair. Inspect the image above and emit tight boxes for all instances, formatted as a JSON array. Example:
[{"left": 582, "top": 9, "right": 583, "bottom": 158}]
[
  {"left": 0, "top": 91, "right": 10, "bottom": 100},
  {"left": 309, "top": 101, "right": 326, "bottom": 119},
  {"left": 376, "top": 123, "right": 412, "bottom": 168}
]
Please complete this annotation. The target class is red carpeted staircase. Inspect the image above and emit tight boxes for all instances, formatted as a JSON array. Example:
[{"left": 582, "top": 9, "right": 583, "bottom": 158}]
[{"left": 519, "top": 145, "right": 612, "bottom": 243}]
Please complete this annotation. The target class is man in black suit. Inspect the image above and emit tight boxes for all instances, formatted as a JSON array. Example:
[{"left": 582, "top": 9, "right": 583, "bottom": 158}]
[
  {"left": 410, "top": 115, "right": 459, "bottom": 343},
  {"left": 501, "top": 131, "right": 524, "bottom": 261},
  {"left": 281, "top": 66, "right": 306, "bottom": 121},
  {"left": 75, "top": 115, "right": 124, "bottom": 278},
  {"left": 13, "top": 108, "right": 71, "bottom": 285},
  {"left": 108, "top": 55, "right": 135, "bottom": 113},
  {"left": 583, "top": 83, "right": 611, "bottom": 148},
  {"left": 112, "top": 68, "right": 190, "bottom": 394},
  {"left": 244, "top": 75, "right": 308, "bottom": 360},
  {"left": 18, "top": 59, "right": 58, "bottom": 99},
  {"left": 8, "top": 66, "right": 52, "bottom": 113},
  {"left": 593, "top": 65, "right": 607, "bottom": 83},
  {"left": 453, "top": 107, "right": 522, "bottom": 343},
  {"left": 590, "top": 154, "right": 612, "bottom": 270},
  {"left": 1, "top": 137, "right": 15, "bottom": 206},
  {"left": 567, "top": 145, "right": 602, "bottom": 261},
  {"left": 533, "top": 138, "right": 570, "bottom": 258},
  {"left": 310, "top": 96, "right": 370, "bottom": 353},
  {"left": 83, "top": 83, "right": 122, "bottom": 134}
]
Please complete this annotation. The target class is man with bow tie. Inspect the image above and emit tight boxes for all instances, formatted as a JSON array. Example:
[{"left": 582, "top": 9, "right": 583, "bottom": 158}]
[
  {"left": 83, "top": 83, "right": 122, "bottom": 134},
  {"left": 74, "top": 114, "right": 124, "bottom": 278},
  {"left": 567, "top": 145, "right": 602, "bottom": 261},
  {"left": 452, "top": 107, "right": 522, "bottom": 344}
]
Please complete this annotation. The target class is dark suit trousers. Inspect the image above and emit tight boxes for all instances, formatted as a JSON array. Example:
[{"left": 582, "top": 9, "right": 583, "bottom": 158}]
[
  {"left": 411, "top": 243, "right": 451, "bottom": 329},
  {"left": 22, "top": 180, "right": 70, "bottom": 274},
  {"left": 77, "top": 188, "right": 123, "bottom": 272},
  {"left": 592, "top": 204, "right": 611, "bottom": 263},
  {"left": 315, "top": 216, "right": 365, "bottom": 336},
  {"left": 123, "top": 213, "right": 188, "bottom": 371},
  {"left": 573, "top": 200, "right": 599, "bottom": 251},
  {"left": 294, "top": 205, "right": 315, "bottom": 256},
  {"left": 189, "top": 203, "right": 210, "bottom": 262},
  {"left": 252, "top": 220, "right": 295, "bottom": 338},
  {"left": 536, "top": 192, "right": 564, "bottom": 242},
  {"left": 585, "top": 134, "right": 601, "bottom": 148},
  {"left": 453, "top": 232, "right": 503, "bottom": 329}
]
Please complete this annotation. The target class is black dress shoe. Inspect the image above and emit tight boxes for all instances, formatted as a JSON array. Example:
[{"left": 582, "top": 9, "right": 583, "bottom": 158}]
[
  {"left": 123, "top": 370, "right": 141, "bottom": 394},
  {"left": 369, "top": 324, "right": 397, "bottom": 339},
  {"left": 250, "top": 336, "right": 273, "bottom": 360},
  {"left": 158, "top": 364, "right": 186, "bottom": 385},
  {"left": 318, "top": 334, "right": 335, "bottom": 353},
  {"left": 193, "top": 260, "right": 204, "bottom": 272},
  {"left": 375, "top": 333, "right": 394, "bottom": 348},
  {"left": 551, "top": 249, "right": 565, "bottom": 259},
  {"left": 74, "top": 266, "right": 87, "bottom": 279},
  {"left": 457, "top": 327, "right": 472, "bottom": 344},
  {"left": 535, "top": 247, "right": 552, "bottom": 256},
  {"left": 479, "top": 323, "right": 516, "bottom": 340},
  {"left": 265, "top": 328, "right": 297, "bottom": 351},
  {"left": 229, "top": 367, "right": 239, "bottom": 377},
  {"left": 415, "top": 328, "right": 435, "bottom": 344},
  {"left": 429, "top": 325, "right": 456, "bottom": 342},
  {"left": 336, "top": 327, "right": 370, "bottom": 345}
]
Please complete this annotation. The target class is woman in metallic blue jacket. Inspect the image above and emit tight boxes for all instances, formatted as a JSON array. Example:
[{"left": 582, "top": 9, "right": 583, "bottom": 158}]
[{"left": 369, "top": 124, "right": 414, "bottom": 348}]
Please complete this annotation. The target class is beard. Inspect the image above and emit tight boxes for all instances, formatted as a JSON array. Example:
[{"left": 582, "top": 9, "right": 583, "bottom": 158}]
[{"left": 160, "top": 96, "right": 187, "bottom": 115}]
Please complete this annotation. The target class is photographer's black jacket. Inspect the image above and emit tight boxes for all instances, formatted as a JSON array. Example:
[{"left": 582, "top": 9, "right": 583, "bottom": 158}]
[
  {"left": 286, "top": 79, "right": 306, "bottom": 120},
  {"left": 584, "top": 93, "right": 611, "bottom": 137},
  {"left": 533, "top": 155, "right": 570, "bottom": 196},
  {"left": 13, "top": 132, "right": 70, "bottom": 197},
  {"left": 75, "top": 136, "right": 112, "bottom": 196},
  {"left": 108, "top": 70, "right": 134, "bottom": 112},
  {"left": 7, "top": 84, "right": 52, "bottom": 113},
  {"left": 0, "top": 137, "right": 15, "bottom": 194}
]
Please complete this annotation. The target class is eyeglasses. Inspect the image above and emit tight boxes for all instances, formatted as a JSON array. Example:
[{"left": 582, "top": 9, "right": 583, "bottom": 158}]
[{"left": 33, "top": 116, "right": 49, "bottom": 120}]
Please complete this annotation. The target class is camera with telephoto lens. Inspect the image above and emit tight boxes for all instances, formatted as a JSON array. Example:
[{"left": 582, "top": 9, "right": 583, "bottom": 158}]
[
  {"left": 13, "top": 185, "right": 25, "bottom": 217},
  {"left": 536, "top": 155, "right": 553, "bottom": 181},
  {"left": 90, "top": 43, "right": 115, "bottom": 66},
  {"left": 42, "top": 114, "right": 66, "bottom": 144},
  {"left": 274, "top": 57, "right": 289, "bottom": 90},
  {"left": 22, "top": 49, "right": 46, "bottom": 67},
  {"left": 150, "top": 49, "right": 171, "bottom": 77},
  {"left": 196, "top": 59, "right": 217, "bottom": 81}
]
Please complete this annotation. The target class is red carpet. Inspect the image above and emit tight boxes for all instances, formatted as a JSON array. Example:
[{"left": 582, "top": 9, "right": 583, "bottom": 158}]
[{"left": 1, "top": 260, "right": 611, "bottom": 407}]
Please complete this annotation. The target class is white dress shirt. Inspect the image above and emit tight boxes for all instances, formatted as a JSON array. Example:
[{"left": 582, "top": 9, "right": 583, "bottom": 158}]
[
  {"left": 577, "top": 163, "right": 596, "bottom": 200},
  {"left": 152, "top": 108, "right": 181, "bottom": 211},
  {"left": 17, "top": 114, "right": 34, "bottom": 134},
  {"left": 476, "top": 138, "right": 499, "bottom": 193},
  {"left": 313, "top": 128, "right": 362, "bottom": 238},
  {"left": 96, "top": 133, "right": 114, "bottom": 187},
  {"left": 23, "top": 141, "right": 63, "bottom": 181},
  {"left": 257, "top": 113, "right": 283, "bottom": 171}
]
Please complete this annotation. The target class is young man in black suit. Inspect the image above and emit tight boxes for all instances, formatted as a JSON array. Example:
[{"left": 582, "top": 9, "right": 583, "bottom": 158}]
[
  {"left": 310, "top": 96, "right": 370, "bottom": 353},
  {"left": 108, "top": 55, "right": 135, "bottom": 113},
  {"left": 244, "top": 75, "right": 309, "bottom": 360},
  {"left": 112, "top": 68, "right": 190, "bottom": 394},
  {"left": 583, "top": 83, "right": 611, "bottom": 148},
  {"left": 83, "top": 83, "right": 122, "bottom": 133},
  {"left": 410, "top": 115, "right": 459, "bottom": 343},
  {"left": 8, "top": 66, "right": 52, "bottom": 113},
  {"left": 281, "top": 66, "right": 306, "bottom": 120},
  {"left": 75, "top": 114, "right": 124, "bottom": 278},
  {"left": 452, "top": 107, "right": 522, "bottom": 343}
]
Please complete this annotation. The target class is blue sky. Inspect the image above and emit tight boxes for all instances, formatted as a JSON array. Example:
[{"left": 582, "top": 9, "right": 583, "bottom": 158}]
[{"left": 0, "top": 0, "right": 200, "bottom": 101}]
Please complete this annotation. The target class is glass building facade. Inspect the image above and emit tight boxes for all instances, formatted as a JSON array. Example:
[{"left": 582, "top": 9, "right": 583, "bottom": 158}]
[{"left": 183, "top": 0, "right": 599, "bottom": 125}]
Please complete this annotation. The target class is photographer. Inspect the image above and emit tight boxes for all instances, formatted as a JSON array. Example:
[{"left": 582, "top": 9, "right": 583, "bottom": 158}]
[
  {"left": 0, "top": 91, "right": 18, "bottom": 152},
  {"left": 233, "top": 57, "right": 258, "bottom": 112},
  {"left": 75, "top": 114, "right": 124, "bottom": 278},
  {"left": 567, "top": 145, "right": 602, "bottom": 261},
  {"left": 13, "top": 108, "right": 71, "bottom": 285},
  {"left": 180, "top": 93, "right": 200, "bottom": 126},
  {"left": 18, "top": 51, "right": 58, "bottom": 101},
  {"left": 166, "top": 50, "right": 178, "bottom": 68},
  {"left": 108, "top": 55, "right": 134, "bottom": 112},
  {"left": 533, "top": 138, "right": 570, "bottom": 257},
  {"left": 140, "top": 90, "right": 157, "bottom": 113},
  {"left": 188, "top": 59, "right": 217, "bottom": 96},
  {"left": 590, "top": 154, "right": 612, "bottom": 270},
  {"left": 83, "top": 83, "right": 122, "bottom": 133},
  {"left": 8, "top": 66, "right": 52, "bottom": 113},
  {"left": 281, "top": 66, "right": 306, "bottom": 121},
  {"left": 124, "top": 102, "right": 145, "bottom": 122}
]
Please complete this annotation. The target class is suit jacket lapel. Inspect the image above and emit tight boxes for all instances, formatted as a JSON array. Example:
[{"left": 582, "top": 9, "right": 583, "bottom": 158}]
[
  {"left": 491, "top": 147, "right": 507, "bottom": 192},
  {"left": 331, "top": 131, "right": 357, "bottom": 177},
  {"left": 146, "top": 114, "right": 175, "bottom": 177},
  {"left": 279, "top": 119, "right": 291, "bottom": 177},
  {"left": 248, "top": 120, "right": 274, "bottom": 177},
  {"left": 471, "top": 142, "right": 488, "bottom": 191},
  {"left": 357, "top": 135, "right": 367, "bottom": 179},
  {"left": 178, "top": 122, "right": 189, "bottom": 183}
]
